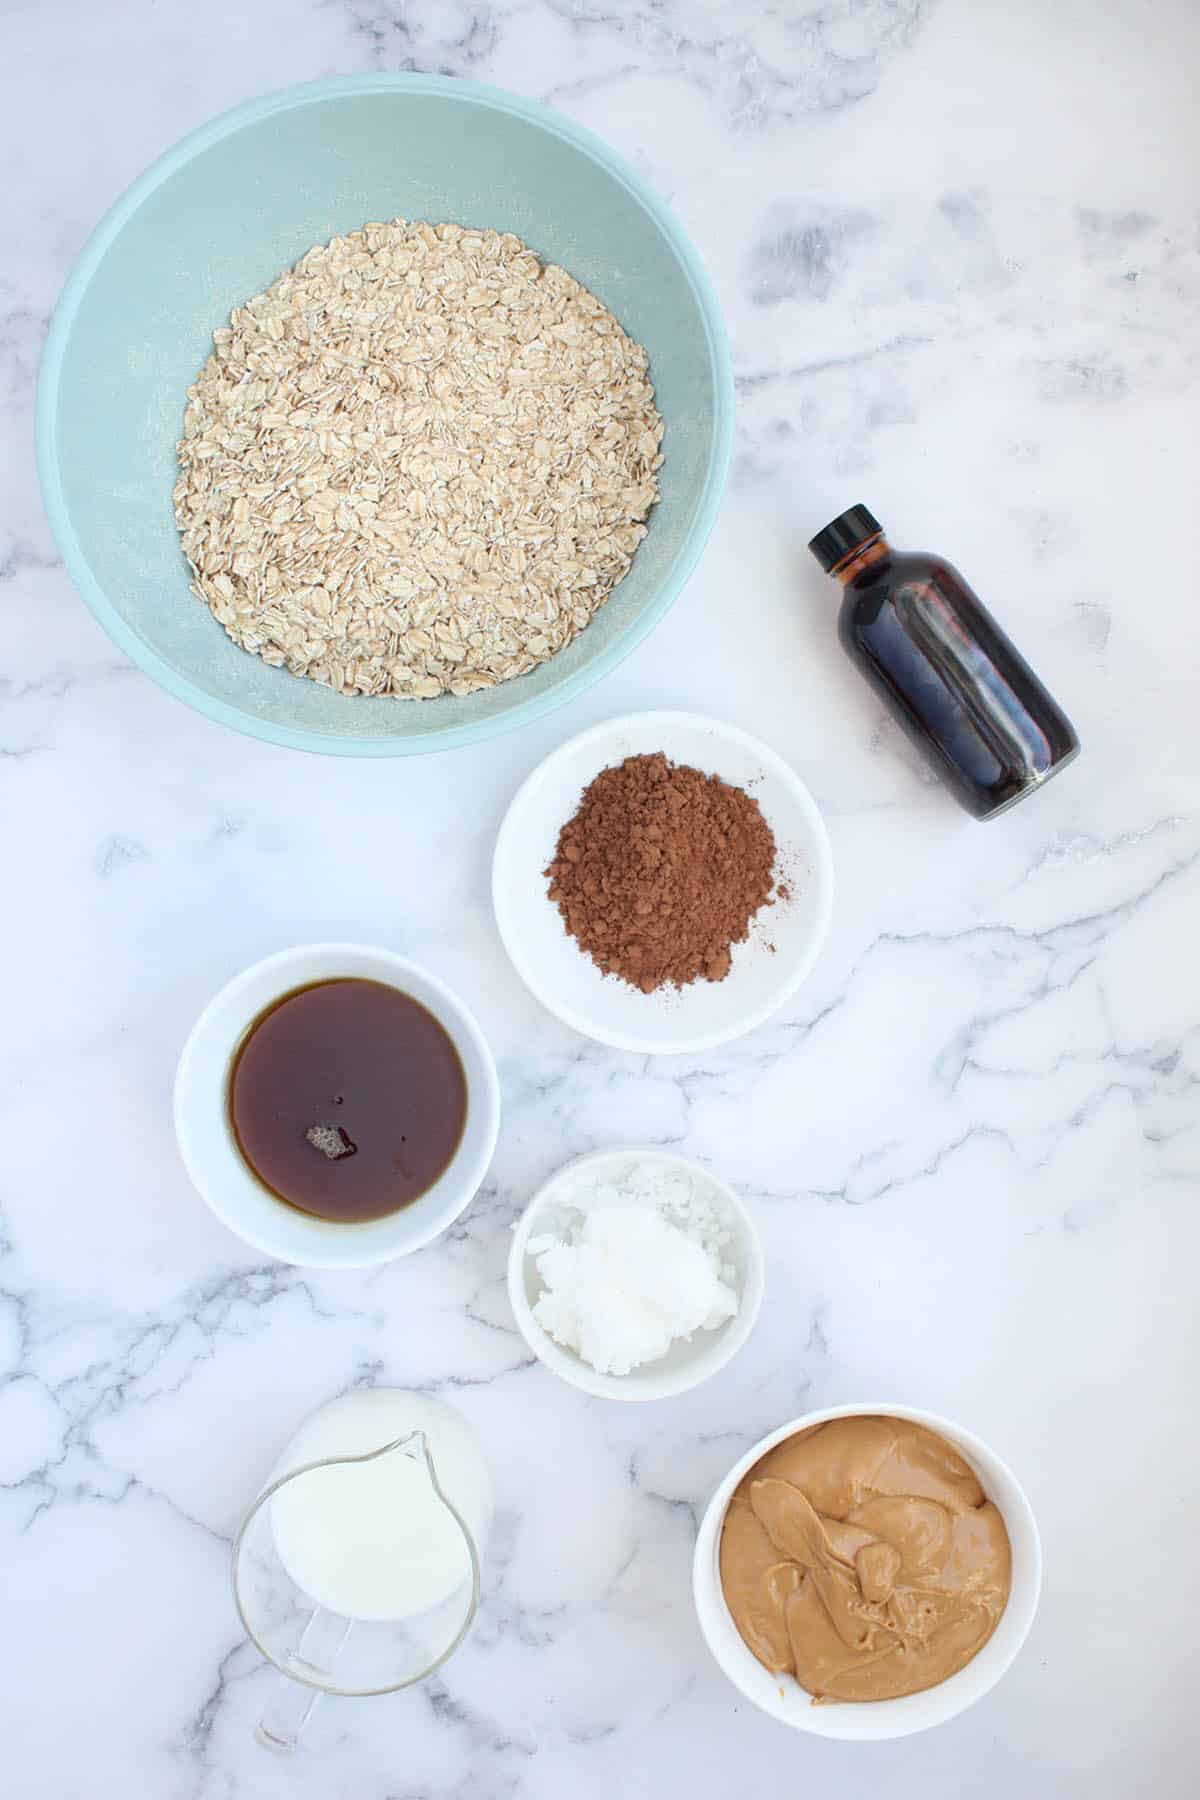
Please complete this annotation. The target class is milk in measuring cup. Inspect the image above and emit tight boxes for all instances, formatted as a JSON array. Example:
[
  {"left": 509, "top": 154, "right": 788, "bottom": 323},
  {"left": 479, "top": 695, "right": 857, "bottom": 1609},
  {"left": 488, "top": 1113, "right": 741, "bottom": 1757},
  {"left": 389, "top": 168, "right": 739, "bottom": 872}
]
[{"left": 269, "top": 1389, "right": 491, "bottom": 1622}]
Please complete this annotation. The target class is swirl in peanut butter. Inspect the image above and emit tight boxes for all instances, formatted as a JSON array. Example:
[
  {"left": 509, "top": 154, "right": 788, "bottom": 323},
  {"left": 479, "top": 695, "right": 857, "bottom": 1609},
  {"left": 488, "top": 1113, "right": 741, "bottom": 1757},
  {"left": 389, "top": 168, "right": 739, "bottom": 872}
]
[{"left": 719, "top": 1416, "right": 1011, "bottom": 1702}]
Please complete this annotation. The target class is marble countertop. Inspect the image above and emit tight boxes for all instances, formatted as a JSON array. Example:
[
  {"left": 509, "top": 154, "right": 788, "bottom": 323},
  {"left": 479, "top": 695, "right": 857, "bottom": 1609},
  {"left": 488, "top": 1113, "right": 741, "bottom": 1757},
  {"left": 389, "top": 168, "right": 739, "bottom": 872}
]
[{"left": 4, "top": 1, "right": 1199, "bottom": 1794}]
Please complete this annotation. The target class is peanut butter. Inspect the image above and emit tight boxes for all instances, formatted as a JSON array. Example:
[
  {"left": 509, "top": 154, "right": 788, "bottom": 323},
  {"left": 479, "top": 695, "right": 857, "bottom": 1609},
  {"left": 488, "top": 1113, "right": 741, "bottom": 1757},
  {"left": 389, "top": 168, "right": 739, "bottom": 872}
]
[{"left": 719, "top": 1416, "right": 1011, "bottom": 1702}]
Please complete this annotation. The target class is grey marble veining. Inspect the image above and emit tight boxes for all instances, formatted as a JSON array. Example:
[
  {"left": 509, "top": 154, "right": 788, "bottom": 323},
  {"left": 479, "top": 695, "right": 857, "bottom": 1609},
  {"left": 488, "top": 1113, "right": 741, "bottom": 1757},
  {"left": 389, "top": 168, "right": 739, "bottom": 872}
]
[{"left": 3, "top": 0, "right": 1200, "bottom": 1794}]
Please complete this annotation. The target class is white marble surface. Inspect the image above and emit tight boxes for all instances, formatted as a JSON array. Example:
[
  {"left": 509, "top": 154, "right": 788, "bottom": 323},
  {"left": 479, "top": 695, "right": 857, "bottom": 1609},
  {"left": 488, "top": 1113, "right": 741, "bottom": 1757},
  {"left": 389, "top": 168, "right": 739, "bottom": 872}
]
[{"left": 3, "top": 1, "right": 1199, "bottom": 1793}]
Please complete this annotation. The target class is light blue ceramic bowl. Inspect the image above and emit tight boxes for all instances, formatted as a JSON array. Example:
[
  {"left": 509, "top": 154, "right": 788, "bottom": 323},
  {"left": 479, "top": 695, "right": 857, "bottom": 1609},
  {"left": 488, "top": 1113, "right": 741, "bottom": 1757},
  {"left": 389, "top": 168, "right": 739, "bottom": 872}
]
[{"left": 37, "top": 75, "right": 733, "bottom": 756}]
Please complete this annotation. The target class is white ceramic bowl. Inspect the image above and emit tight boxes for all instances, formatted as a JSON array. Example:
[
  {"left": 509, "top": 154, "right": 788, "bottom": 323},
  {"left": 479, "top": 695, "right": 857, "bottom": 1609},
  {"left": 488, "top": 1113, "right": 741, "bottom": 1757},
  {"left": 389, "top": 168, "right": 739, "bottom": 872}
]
[
  {"left": 492, "top": 711, "right": 834, "bottom": 1055},
  {"left": 507, "top": 1148, "right": 765, "bottom": 1401},
  {"left": 174, "top": 944, "right": 500, "bottom": 1268},
  {"left": 693, "top": 1403, "right": 1042, "bottom": 1740}
]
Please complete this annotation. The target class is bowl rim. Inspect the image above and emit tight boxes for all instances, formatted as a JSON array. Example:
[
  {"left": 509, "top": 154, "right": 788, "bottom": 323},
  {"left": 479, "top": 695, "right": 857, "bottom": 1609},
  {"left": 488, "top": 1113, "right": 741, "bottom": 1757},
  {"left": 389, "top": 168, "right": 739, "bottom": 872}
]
[
  {"left": 492, "top": 709, "right": 836, "bottom": 1053},
  {"left": 173, "top": 942, "right": 501, "bottom": 1267},
  {"left": 506, "top": 1145, "right": 766, "bottom": 1401},
  {"left": 691, "top": 1401, "right": 1044, "bottom": 1740},
  {"left": 35, "top": 72, "right": 735, "bottom": 758}
]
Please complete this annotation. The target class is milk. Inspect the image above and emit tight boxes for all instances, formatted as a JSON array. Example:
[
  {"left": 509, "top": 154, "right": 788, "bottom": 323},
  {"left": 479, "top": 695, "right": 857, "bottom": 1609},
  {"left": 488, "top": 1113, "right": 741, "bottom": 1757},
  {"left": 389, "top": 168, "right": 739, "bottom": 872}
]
[{"left": 269, "top": 1389, "right": 491, "bottom": 1623}]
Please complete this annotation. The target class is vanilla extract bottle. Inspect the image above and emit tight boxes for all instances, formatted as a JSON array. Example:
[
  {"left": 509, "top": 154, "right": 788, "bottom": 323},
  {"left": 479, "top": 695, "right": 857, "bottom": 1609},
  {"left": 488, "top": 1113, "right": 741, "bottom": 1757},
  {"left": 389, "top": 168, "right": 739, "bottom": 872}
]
[{"left": 810, "top": 505, "right": 1080, "bottom": 819}]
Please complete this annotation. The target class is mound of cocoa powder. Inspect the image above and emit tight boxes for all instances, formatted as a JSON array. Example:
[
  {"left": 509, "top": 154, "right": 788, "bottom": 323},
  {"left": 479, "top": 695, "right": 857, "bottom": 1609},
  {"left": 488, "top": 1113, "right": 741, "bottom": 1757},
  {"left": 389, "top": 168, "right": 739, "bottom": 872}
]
[{"left": 544, "top": 752, "right": 779, "bottom": 994}]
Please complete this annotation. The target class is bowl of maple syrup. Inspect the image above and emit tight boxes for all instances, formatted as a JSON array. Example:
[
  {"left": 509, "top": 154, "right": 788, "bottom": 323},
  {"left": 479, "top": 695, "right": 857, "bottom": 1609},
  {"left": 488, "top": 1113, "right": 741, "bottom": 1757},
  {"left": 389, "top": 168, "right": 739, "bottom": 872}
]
[{"left": 175, "top": 944, "right": 501, "bottom": 1267}]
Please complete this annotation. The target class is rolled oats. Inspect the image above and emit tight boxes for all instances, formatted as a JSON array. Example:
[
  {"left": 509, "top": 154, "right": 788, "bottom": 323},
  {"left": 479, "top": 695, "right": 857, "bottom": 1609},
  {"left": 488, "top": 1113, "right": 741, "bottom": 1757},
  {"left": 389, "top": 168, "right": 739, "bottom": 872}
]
[{"left": 173, "top": 220, "right": 664, "bottom": 698}]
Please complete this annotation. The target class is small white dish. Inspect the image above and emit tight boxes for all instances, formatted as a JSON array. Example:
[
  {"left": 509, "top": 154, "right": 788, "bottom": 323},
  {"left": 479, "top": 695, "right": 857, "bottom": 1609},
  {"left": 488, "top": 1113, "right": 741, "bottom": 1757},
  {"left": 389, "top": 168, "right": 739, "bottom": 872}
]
[
  {"left": 507, "top": 1147, "right": 765, "bottom": 1401},
  {"left": 692, "top": 1403, "right": 1043, "bottom": 1740},
  {"left": 174, "top": 943, "right": 500, "bottom": 1268},
  {"left": 492, "top": 711, "right": 834, "bottom": 1055}
]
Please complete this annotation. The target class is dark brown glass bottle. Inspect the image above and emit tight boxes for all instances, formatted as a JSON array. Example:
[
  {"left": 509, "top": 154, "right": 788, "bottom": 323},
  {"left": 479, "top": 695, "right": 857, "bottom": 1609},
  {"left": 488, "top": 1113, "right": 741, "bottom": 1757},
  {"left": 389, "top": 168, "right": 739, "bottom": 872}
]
[{"left": 809, "top": 505, "right": 1080, "bottom": 820}]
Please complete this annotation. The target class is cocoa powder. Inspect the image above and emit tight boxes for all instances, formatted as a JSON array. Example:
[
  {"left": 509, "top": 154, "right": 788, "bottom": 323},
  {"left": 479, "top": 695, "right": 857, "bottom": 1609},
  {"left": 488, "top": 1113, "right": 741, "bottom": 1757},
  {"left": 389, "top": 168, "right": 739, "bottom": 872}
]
[{"left": 545, "top": 753, "right": 779, "bottom": 994}]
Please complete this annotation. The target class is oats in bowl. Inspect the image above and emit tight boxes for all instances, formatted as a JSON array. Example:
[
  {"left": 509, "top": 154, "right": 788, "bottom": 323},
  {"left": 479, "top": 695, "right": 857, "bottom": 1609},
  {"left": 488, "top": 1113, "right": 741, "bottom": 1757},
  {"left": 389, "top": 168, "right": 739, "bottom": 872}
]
[{"left": 173, "top": 219, "right": 663, "bottom": 699}]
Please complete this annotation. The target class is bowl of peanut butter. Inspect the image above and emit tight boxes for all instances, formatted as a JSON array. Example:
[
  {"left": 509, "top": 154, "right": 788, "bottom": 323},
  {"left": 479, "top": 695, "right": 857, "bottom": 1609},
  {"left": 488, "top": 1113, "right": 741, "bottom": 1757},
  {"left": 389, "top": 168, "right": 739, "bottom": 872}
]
[{"left": 692, "top": 1405, "right": 1041, "bottom": 1739}]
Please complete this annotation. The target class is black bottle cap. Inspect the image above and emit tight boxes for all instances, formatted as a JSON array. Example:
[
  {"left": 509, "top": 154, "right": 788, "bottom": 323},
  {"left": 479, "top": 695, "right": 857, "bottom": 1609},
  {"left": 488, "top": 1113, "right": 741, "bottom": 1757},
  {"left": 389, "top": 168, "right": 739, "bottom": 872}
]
[{"left": 808, "top": 504, "right": 883, "bottom": 572}]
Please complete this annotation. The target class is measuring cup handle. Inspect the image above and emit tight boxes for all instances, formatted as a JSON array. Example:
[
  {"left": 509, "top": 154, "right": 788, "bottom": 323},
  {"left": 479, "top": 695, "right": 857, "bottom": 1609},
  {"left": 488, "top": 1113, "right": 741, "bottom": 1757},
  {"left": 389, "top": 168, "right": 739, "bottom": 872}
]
[
  {"left": 256, "top": 1675, "right": 322, "bottom": 1753},
  {"left": 254, "top": 1608, "right": 352, "bottom": 1752}
]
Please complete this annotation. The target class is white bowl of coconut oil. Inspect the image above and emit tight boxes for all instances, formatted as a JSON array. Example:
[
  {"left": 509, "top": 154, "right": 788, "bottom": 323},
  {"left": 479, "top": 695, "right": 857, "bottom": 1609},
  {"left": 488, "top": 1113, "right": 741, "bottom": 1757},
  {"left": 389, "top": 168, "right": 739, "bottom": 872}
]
[{"left": 507, "top": 1147, "right": 765, "bottom": 1402}]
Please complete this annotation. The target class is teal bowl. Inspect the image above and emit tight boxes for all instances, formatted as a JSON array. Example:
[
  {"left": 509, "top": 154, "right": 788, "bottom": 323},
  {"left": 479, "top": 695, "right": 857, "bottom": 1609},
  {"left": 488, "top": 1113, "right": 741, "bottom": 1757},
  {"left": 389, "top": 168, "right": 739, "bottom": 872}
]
[{"left": 37, "top": 76, "right": 733, "bottom": 756}]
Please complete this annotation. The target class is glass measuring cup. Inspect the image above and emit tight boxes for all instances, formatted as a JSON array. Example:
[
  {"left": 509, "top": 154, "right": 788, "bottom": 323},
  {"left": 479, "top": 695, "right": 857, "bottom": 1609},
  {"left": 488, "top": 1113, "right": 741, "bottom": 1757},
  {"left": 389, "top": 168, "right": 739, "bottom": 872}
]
[{"left": 233, "top": 1396, "right": 487, "bottom": 1750}]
